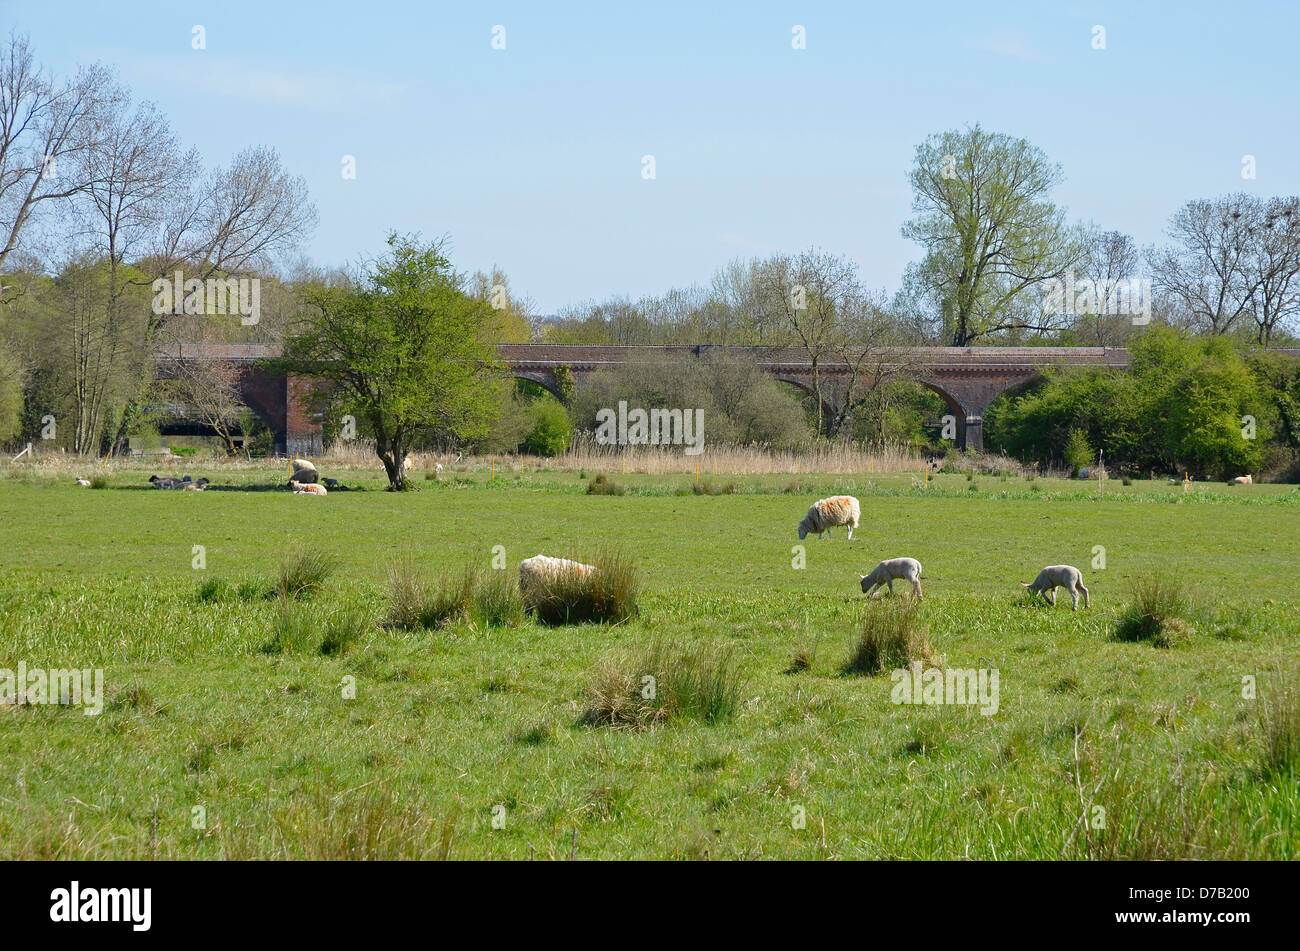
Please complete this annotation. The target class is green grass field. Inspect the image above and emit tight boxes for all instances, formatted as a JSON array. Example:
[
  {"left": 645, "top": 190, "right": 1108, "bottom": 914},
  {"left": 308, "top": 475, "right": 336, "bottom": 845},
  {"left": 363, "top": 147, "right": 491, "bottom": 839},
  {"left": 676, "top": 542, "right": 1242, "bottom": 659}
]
[{"left": 1, "top": 465, "right": 1297, "bottom": 859}]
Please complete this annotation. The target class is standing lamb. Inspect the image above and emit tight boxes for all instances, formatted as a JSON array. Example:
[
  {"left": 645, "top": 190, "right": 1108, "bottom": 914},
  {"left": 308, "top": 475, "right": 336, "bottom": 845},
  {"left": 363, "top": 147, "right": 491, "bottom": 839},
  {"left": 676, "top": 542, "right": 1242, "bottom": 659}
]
[
  {"left": 797, "top": 496, "right": 860, "bottom": 540},
  {"left": 518, "top": 554, "right": 596, "bottom": 604},
  {"left": 1230, "top": 475, "right": 1253, "bottom": 485},
  {"left": 1021, "top": 565, "right": 1090, "bottom": 610},
  {"left": 860, "top": 557, "right": 924, "bottom": 600}
]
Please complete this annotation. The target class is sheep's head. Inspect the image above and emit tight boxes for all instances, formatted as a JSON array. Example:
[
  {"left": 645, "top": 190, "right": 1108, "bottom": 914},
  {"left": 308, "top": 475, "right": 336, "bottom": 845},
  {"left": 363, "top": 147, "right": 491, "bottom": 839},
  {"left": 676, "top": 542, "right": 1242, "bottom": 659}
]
[
  {"left": 797, "top": 521, "right": 808, "bottom": 540},
  {"left": 860, "top": 574, "right": 870, "bottom": 593}
]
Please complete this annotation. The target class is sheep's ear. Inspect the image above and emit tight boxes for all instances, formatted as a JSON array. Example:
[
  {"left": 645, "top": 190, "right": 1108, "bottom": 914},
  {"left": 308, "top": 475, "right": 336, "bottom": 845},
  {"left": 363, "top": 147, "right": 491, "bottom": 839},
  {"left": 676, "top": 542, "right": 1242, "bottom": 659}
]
[{"left": 859, "top": 575, "right": 866, "bottom": 580}]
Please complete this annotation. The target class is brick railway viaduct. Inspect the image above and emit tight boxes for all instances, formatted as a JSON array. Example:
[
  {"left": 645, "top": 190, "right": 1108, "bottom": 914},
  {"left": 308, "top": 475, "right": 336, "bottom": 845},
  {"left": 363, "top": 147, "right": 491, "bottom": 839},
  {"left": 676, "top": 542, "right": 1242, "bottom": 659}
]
[{"left": 157, "top": 343, "right": 1164, "bottom": 455}]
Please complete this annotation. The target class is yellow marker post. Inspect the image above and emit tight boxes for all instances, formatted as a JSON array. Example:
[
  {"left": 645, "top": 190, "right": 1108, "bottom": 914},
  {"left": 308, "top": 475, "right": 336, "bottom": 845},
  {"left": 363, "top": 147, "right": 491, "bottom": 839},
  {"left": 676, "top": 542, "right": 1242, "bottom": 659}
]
[
  {"left": 1184, "top": 471, "right": 1189, "bottom": 494},
  {"left": 491, "top": 457, "right": 495, "bottom": 480},
  {"left": 695, "top": 461, "right": 699, "bottom": 483}
]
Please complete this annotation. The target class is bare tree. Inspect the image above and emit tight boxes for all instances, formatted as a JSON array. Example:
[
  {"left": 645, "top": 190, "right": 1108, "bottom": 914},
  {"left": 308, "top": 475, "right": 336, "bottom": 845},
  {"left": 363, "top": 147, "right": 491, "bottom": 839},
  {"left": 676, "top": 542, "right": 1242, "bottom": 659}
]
[
  {"left": 1245, "top": 196, "right": 1300, "bottom": 346},
  {"left": 1076, "top": 227, "right": 1142, "bottom": 345},
  {"left": 0, "top": 33, "right": 117, "bottom": 287},
  {"left": 1150, "top": 194, "right": 1263, "bottom": 335}
]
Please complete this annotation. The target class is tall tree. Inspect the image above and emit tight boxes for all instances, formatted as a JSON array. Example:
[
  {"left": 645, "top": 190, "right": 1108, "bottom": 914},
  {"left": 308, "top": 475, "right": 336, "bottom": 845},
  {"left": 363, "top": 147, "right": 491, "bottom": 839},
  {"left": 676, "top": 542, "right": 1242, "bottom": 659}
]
[
  {"left": 279, "top": 234, "right": 504, "bottom": 490},
  {"left": 1150, "top": 193, "right": 1263, "bottom": 336},
  {"left": 901, "top": 124, "right": 1083, "bottom": 346},
  {"left": 1245, "top": 196, "right": 1300, "bottom": 346},
  {"left": 0, "top": 32, "right": 117, "bottom": 287}
]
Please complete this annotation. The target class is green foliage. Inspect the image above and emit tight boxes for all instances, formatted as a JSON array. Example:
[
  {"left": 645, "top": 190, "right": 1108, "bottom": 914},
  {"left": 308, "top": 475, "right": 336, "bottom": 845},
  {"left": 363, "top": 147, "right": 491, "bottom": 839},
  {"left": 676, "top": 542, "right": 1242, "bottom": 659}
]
[
  {"left": 279, "top": 234, "right": 504, "bottom": 489},
  {"left": 987, "top": 328, "right": 1272, "bottom": 478},
  {"left": 523, "top": 398, "right": 573, "bottom": 456},
  {"left": 843, "top": 598, "right": 935, "bottom": 675},
  {"left": 583, "top": 640, "right": 742, "bottom": 728},
  {"left": 527, "top": 547, "right": 639, "bottom": 626},
  {"left": 1114, "top": 573, "right": 1193, "bottom": 647},
  {"left": 1063, "top": 428, "right": 1093, "bottom": 474}
]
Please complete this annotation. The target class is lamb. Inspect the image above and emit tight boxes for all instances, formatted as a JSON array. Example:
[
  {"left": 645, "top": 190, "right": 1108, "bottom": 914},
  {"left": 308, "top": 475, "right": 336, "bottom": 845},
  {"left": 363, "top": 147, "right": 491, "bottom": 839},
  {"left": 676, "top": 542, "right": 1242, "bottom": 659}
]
[
  {"left": 1021, "top": 565, "right": 1090, "bottom": 610},
  {"left": 797, "top": 496, "right": 860, "bottom": 540},
  {"left": 75, "top": 478, "right": 90, "bottom": 487},
  {"left": 181, "top": 478, "right": 210, "bottom": 491},
  {"left": 518, "top": 554, "right": 596, "bottom": 604},
  {"left": 860, "top": 557, "right": 923, "bottom": 600},
  {"left": 289, "top": 480, "right": 328, "bottom": 496},
  {"left": 1230, "top": 474, "right": 1253, "bottom": 485}
]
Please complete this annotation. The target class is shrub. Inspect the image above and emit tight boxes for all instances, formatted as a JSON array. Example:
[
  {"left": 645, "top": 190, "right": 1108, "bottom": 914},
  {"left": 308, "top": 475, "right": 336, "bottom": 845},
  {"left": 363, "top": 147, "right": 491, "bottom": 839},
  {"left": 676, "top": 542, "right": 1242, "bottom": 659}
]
[
  {"left": 582, "top": 641, "right": 742, "bottom": 728},
  {"left": 276, "top": 546, "right": 333, "bottom": 601},
  {"left": 843, "top": 598, "right": 935, "bottom": 675},
  {"left": 197, "top": 578, "right": 232, "bottom": 602},
  {"left": 1114, "top": 573, "right": 1192, "bottom": 647},
  {"left": 523, "top": 399, "right": 573, "bottom": 457},
  {"left": 1064, "top": 428, "right": 1093, "bottom": 475},
  {"left": 89, "top": 476, "right": 108, "bottom": 489},
  {"left": 528, "top": 547, "right": 638, "bottom": 626},
  {"left": 585, "top": 474, "right": 624, "bottom": 495}
]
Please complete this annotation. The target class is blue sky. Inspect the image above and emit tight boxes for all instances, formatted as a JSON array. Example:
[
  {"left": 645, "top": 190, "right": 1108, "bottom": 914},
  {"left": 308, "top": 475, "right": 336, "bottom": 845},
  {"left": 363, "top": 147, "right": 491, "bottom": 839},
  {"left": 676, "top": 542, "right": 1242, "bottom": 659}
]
[{"left": 5, "top": 0, "right": 1298, "bottom": 312}]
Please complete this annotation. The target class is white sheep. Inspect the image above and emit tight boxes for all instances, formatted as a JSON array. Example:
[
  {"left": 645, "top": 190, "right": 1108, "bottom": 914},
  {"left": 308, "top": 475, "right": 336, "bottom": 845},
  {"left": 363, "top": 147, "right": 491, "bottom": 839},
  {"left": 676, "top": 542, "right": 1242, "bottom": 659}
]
[
  {"left": 1021, "top": 565, "right": 1090, "bottom": 610},
  {"left": 860, "top": 557, "right": 924, "bottom": 599},
  {"left": 518, "top": 554, "right": 596, "bottom": 603},
  {"left": 797, "top": 496, "right": 860, "bottom": 540},
  {"left": 290, "top": 479, "right": 327, "bottom": 496},
  {"left": 75, "top": 478, "right": 90, "bottom": 487},
  {"left": 1230, "top": 474, "right": 1253, "bottom": 485}
]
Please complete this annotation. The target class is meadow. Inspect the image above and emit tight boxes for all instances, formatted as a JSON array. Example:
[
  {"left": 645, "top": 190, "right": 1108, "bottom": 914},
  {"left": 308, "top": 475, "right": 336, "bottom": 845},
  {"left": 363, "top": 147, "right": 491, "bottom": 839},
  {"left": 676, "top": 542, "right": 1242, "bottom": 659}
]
[{"left": 0, "top": 460, "right": 1297, "bottom": 859}]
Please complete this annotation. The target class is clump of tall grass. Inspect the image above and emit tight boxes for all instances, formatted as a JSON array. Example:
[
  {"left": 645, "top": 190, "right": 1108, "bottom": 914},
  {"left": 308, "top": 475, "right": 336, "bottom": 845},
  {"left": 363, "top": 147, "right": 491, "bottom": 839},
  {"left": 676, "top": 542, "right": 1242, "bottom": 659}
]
[
  {"left": 582, "top": 640, "right": 742, "bottom": 728},
  {"left": 692, "top": 480, "right": 737, "bottom": 496},
  {"left": 275, "top": 546, "right": 333, "bottom": 601},
  {"left": 527, "top": 547, "right": 638, "bottom": 626},
  {"left": 843, "top": 597, "right": 935, "bottom": 675},
  {"left": 386, "top": 557, "right": 524, "bottom": 630},
  {"left": 263, "top": 602, "right": 372, "bottom": 655},
  {"left": 89, "top": 476, "right": 108, "bottom": 489},
  {"left": 1259, "top": 661, "right": 1300, "bottom": 776},
  {"left": 585, "top": 474, "right": 624, "bottom": 495},
  {"left": 1114, "top": 573, "right": 1193, "bottom": 647}
]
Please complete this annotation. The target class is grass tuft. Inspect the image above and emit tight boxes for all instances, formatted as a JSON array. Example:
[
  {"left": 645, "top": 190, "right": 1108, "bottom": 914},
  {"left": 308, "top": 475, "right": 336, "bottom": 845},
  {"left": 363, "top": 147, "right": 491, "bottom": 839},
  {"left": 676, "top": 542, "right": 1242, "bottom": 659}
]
[
  {"left": 275, "top": 546, "right": 333, "bottom": 601},
  {"left": 1114, "top": 573, "right": 1193, "bottom": 647},
  {"left": 582, "top": 640, "right": 742, "bottom": 728},
  {"left": 527, "top": 547, "right": 639, "bottom": 626},
  {"left": 843, "top": 597, "right": 935, "bottom": 675},
  {"left": 585, "top": 474, "right": 625, "bottom": 495}
]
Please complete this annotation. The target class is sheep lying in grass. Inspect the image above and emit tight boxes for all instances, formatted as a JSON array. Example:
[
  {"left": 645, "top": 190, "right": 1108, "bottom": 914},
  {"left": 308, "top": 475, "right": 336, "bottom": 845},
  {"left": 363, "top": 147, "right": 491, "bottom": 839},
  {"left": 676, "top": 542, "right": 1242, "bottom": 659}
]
[
  {"left": 860, "top": 557, "right": 923, "bottom": 600},
  {"left": 797, "top": 495, "right": 860, "bottom": 540},
  {"left": 518, "top": 554, "right": 595, "bottom": 605},
  {"left": 1021, "top": 565, "right": 1090, "bottom": 610},
  {"left": 290, "top": 479, "right": 328, "bottom": 496},
  {"left": 1230, "top": 474, "right": 1253, "bottom": 485}
]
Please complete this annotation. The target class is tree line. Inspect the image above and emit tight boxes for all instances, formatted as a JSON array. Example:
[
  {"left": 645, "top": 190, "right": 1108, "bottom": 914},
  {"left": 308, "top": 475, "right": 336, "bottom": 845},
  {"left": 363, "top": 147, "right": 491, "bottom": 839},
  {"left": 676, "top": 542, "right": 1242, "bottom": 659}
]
[{"left": 2, "top": 33, "right": 1299, "bottom": 486}]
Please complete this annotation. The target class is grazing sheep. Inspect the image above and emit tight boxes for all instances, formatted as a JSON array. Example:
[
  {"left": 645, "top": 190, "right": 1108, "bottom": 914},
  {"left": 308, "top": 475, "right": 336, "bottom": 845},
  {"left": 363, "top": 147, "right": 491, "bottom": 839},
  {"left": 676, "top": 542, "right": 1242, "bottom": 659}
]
[
  {"left": 291, "top": 458, "right": 314, "bottom": 472},
  {"left": 797, "top": 496, "right": 860, "bottom": 540},
  {"left": 860, "top": 557, "right": 924, "bottom": 600},
  {"left": 1021, "top": 565, "right": 1090, "bottom": 610},
  {"left": 518, "top": 554, "right": 596, "bottom": 603},
  {"left": 289, "top": 480, "right": 327, "bottom": 496},
  {"left": 1230, "top": 474, "right": 1253, "bottom": 485}
]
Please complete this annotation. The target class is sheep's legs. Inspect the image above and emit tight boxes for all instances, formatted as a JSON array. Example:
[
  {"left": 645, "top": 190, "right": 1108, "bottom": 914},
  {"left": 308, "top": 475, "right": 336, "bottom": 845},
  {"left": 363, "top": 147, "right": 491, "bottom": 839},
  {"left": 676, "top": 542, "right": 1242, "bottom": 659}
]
[
  {"left": 847, "top": 525, "right": 854, "bottom": 540},
  {"left": 1045, "top": 587, "right": 1056, "bottom": 607},
  {"left": 913, "top": 579, "right": 924, "bottom": 600}
]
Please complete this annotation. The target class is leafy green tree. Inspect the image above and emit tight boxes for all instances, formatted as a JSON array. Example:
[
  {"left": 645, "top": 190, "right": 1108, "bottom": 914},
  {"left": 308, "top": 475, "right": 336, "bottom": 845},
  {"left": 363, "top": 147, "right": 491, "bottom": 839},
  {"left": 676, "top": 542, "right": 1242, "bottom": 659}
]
[
  {"left": 1063, "top": 428, "right": 1093, "bottom": 474},
  {"left": 901, "top": 124, "right": 1083, "bottom": 345},
  {"left": 523, "top": 398, "right": 573, "bottom": 456},
  {"left": 279, "top": 234, "right": 504, "bottom": 490}
]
